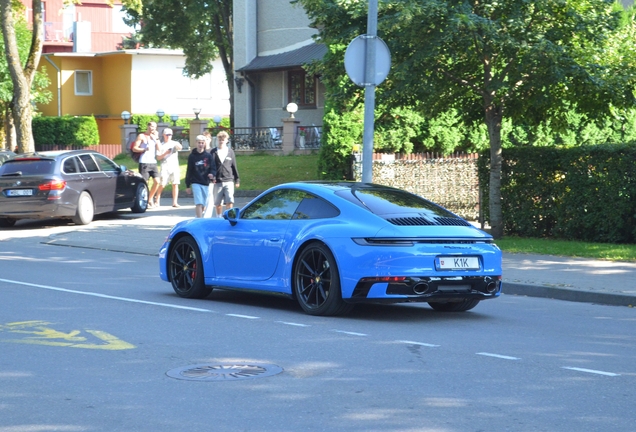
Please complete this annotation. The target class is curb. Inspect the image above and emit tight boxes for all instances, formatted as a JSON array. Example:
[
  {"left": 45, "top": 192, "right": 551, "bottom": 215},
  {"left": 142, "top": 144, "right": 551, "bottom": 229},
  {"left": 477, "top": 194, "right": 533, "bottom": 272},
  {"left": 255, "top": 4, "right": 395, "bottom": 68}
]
[
  {"left": 504, "top": 283, "right": 636, "bottom": 307},
  {"left": 160, "top": 189, "right": 264, "bottom": 199}
]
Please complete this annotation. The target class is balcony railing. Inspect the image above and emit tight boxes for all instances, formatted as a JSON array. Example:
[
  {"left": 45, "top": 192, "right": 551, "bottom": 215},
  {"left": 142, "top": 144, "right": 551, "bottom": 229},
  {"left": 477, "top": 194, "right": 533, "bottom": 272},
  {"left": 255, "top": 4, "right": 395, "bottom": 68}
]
[
  {"left": 225, "top": 127, "right": 283, "bottom": 151},
  {"left": 43, "top": 22, "right": 72, "bottom": 42},
  {"left": 295, "top": 126, "right": 322, "bottom": 149}
]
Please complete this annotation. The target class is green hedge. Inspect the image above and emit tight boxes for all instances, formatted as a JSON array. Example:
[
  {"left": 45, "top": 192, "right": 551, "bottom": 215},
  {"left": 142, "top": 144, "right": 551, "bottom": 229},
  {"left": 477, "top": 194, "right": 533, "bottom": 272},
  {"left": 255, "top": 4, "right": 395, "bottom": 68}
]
[
  {"left": 129, "top": 114, "right": 229, "bottom": 130},
  {"left": 317, "top": 106, "right": 363, "bottom": 179},
  {"left": 32, "top": 115, "right": 100, "bottom": 147},
  {"left": 479, "top": 145, "right": 636, "bottom": 243}
]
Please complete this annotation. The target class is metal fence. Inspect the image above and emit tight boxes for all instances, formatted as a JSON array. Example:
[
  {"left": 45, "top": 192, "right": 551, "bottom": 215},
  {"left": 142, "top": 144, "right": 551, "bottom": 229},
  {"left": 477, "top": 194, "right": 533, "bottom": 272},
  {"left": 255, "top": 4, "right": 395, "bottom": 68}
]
[
  {"left": 226, "top": 127, "right": 283, "bottom": 151},
  {"left": 295, "top": 125, "right": 322, "bottom": 149},
  {"left": 205, "top": 125, "right": 322, "bottom": 151}
]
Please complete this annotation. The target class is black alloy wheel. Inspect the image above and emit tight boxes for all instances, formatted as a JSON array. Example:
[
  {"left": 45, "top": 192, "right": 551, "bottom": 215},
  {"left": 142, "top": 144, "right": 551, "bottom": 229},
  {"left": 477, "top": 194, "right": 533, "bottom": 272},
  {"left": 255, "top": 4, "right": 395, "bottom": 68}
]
[
  {"left": 428, "top": 299, "right": 480, "bottom": 312},
  {"left": 168, "top": 236, "right": 212, "bottom": 299},
  {"left": 293, "top": 243, "right": 352, "bottom": 316}
]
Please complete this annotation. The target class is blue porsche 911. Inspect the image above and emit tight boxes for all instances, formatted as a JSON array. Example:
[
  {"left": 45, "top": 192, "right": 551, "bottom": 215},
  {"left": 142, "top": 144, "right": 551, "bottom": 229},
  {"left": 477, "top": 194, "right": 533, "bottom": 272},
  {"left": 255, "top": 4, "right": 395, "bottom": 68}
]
[{"left": 159, "top": 182, "right": 502, "bottom": 316}]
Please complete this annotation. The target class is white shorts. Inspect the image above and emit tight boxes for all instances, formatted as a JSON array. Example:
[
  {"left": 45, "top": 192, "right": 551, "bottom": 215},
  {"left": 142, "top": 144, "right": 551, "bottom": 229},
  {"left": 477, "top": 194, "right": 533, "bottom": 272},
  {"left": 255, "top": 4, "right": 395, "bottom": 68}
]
[{"left": 161, "top": 165, "right": 180, "bottom": 186}]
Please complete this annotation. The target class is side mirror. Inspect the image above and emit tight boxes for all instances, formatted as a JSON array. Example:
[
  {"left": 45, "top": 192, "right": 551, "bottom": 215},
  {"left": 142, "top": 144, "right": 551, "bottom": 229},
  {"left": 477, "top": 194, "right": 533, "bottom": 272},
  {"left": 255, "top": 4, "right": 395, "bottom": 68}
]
[
  {"left": 224, "top": 207, "right": 240, "bottom": 226},
  {"left": 119, "top": 165, "right": 128, "bottom": 172}
]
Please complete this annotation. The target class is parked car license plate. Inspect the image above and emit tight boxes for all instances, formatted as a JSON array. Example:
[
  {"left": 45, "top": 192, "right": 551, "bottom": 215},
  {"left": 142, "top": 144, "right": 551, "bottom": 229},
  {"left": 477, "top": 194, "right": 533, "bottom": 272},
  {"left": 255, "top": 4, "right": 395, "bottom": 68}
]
[
  {"left": 437, "top": 256, "right": 480, "bottom": 270},
  {"left": 7, "top": 189, "right": 33, "bottom": 197}
]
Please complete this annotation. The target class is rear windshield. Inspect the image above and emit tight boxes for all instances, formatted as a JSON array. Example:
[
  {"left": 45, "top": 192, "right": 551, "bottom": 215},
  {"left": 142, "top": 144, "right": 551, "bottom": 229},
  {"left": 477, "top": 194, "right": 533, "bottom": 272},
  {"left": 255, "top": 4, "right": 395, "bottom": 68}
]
[
  {"left": 335, "top": 187, "right": 458, "bottom": 218},
  {"left": 0, "top": 159, "right": 56, "bottom": 176}
]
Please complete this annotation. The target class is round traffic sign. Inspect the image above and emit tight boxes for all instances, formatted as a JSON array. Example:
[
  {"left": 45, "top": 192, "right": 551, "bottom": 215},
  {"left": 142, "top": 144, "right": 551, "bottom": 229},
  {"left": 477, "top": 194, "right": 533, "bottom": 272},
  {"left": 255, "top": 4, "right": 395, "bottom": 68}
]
[{"left": 344, "top": 35, "right": 391, "bottom": 87}]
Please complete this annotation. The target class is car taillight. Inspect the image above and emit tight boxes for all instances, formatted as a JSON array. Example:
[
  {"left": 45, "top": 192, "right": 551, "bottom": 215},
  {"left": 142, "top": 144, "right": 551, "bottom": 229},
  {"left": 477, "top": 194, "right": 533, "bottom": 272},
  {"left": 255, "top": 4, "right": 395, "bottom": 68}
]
[
  {"left": 39, "top": 180, "right": 66, "bottom": 191},
  {"left": 360, "top": 276, "right": 407, "bottom": 283}
]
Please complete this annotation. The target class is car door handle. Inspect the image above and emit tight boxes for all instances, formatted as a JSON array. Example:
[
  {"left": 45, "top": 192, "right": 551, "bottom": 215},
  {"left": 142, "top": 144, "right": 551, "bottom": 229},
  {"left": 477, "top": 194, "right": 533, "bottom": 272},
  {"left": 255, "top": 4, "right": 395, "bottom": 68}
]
[{"left": 269, "top": 238, "right": 280, "bottom": 242}]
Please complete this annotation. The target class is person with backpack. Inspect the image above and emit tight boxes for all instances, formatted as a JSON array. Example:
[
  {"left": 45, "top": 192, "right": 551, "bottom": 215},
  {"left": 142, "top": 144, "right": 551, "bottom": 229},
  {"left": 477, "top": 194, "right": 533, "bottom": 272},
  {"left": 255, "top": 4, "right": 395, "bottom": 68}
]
[{"left": 132, "top": 121, "right": 162, "bottom": 208}]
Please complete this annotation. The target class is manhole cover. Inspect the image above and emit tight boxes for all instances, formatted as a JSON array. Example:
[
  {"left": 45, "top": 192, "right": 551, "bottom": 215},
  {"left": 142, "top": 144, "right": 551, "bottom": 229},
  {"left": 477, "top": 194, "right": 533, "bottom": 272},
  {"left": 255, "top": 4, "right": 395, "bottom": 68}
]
[{"left": 166, "top": 363, "right": 283, "bottom": 381}]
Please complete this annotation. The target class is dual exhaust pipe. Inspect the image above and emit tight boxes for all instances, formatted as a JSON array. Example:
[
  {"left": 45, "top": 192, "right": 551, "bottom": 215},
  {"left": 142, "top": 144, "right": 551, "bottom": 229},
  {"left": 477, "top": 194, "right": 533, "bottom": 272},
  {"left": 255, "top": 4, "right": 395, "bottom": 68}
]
[{"left": 409, "top": 278, "right": 498, "bottom": 295}]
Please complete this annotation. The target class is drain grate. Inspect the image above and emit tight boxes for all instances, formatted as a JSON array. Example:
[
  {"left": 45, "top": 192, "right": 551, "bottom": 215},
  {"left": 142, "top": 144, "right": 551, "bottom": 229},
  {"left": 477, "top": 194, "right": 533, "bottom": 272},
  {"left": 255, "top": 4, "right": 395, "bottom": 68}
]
[{"left": 166, "top": 363, "right": 283, "bottom": 381}]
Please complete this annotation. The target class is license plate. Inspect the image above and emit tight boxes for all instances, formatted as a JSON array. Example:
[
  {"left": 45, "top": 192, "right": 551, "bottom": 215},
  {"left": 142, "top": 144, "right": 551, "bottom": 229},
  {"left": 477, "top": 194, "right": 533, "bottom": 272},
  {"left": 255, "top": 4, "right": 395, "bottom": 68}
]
[
  {"left": 7, "top": 189, "right": 33, "bottom": 197},
  {"left": 437, "top": 256, "right": 480, "bottom": 270}
]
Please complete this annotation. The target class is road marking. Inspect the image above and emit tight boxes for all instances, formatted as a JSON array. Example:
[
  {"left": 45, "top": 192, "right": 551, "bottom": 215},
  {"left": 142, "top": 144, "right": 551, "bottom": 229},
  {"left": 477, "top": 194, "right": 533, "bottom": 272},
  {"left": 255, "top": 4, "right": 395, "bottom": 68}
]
[
  {"left": 396, "top": 340, "right": 440, "bottom": 348},
  {"left": 562, "top": 367, "right": 620, "bottom": 377},
  {"left": 1, "top": 321, "right": 135, "bottom": 350},
  {"left": 226, "top": 314, "right": 260, "bottom": 319},
  {"left": 332, "top": 330, "right": 367, "bottom": 336},
  {"left": 0, "top": 278, "right": 212, "bottom": 312},
  {"left": 476, "top": 352, "right": 521, "bottom": 360},
  {"left": 276, "top": 321, "right": 310, "bottom": 327}
]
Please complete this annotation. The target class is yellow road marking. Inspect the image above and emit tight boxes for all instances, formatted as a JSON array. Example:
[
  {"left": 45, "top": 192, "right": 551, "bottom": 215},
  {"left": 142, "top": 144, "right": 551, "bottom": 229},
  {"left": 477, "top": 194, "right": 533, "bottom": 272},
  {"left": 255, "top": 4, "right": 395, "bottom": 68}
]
[{"left": 0, "top": 321, "right": 135, "bottom": 350}]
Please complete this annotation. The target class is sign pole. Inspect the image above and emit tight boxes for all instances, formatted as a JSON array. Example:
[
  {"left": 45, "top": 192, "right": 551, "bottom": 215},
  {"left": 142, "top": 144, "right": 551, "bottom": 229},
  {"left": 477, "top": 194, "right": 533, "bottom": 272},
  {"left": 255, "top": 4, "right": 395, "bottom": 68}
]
[{"left": 362, "top": 0, "right": 378, "bottom": 183}]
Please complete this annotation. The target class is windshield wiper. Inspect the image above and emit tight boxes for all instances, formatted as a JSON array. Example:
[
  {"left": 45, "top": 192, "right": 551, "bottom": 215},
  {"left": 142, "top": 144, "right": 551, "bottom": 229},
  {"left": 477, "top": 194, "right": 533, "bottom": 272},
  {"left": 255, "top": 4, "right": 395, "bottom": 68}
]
[{"left": 1, "top": 171, "right": 22, "bottom": 176}]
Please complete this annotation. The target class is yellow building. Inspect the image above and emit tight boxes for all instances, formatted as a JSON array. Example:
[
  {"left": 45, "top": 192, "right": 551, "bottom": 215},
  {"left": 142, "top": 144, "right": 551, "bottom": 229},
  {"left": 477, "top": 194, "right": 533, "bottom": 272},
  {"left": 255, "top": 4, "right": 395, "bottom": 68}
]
[{"left": 38, "top": 49, "right": 229, "bottom": 145}]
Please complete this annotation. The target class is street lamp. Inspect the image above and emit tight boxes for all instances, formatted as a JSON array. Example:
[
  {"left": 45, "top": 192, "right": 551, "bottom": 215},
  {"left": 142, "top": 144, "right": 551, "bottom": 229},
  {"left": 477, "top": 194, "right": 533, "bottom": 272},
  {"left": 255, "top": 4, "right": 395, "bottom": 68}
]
[
  {"left": 193, "top": 107, "right": 202, "bottom": 120},
  {"left": 156, "top": 109, "right": 165, "bottom": 122},
  {"left": 170, "top": 114, "right": 179, "bottom": 126},
  {"left": 286, "top": 102, "right": 298, "bottom": 118},
  {"left": 213, "top": 115, "right": 222, "bottom": 125},
  {"left": 121, "top": 110, "right": 131, "bottom": 124}
]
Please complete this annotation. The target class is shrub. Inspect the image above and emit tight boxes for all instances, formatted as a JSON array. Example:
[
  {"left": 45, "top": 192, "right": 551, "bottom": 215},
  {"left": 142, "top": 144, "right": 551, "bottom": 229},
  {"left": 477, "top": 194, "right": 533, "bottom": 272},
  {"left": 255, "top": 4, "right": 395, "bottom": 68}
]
[
  {"left": 318, "top": 106, "right": 363, "bottom": 179},
  {"left": 479, "top": 144, "right": 636, "bottom": 243},
  {"left": 33, "top": 115, "right": 99, "bottom": 147}
]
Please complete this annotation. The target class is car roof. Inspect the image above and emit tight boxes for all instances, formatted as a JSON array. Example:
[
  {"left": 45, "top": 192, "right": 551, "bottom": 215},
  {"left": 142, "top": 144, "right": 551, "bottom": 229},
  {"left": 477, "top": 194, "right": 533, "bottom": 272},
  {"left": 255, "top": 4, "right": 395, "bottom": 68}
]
[
  {"left": 276, "top": 181, "right": 406, "bottom": 194},
  {"left": 12, "top": 150, "right": 99, "bottom": 160}
]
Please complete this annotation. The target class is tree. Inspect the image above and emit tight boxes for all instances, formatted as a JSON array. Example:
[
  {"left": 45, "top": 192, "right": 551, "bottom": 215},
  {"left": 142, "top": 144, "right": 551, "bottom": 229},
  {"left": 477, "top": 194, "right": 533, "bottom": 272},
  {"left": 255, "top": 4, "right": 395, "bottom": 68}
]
[
  {"left": 0, "top": 0, "right": 45, "bottom": 153},
  {"left": 0, "top": 1, "right": 51, "bottom": 151},
  {"left": 296, "top": 0, "right": 636, "bottom": 238},
  {"left": 122, "top": 0, "right": 234, "bottom": 126}
]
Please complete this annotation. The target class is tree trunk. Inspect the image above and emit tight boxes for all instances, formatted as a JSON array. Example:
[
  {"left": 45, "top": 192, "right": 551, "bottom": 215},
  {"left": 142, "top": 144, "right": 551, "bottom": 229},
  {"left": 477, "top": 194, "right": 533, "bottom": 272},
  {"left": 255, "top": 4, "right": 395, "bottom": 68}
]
[
  {"left": 212, "top": 0, "right": 233, "bottom": 129},
  {"left": 485, "top": 103, "right": 504, "bottom": 239},
  {"left": 2, "top": 105, "right": 10, "bottom": 150},
  {"left": 0, "top": 0, "right": 44, "bottom": 153},
  {"left": 10, "top": 85, "right": 33, "bottom": 153}
]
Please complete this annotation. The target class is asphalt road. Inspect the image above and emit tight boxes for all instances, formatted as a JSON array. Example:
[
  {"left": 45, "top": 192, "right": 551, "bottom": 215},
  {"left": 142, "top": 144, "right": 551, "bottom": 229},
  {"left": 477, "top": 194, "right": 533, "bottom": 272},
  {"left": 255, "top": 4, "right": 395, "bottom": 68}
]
[{"left": 1, "top": 210, "right": 635, "bottom": 431}]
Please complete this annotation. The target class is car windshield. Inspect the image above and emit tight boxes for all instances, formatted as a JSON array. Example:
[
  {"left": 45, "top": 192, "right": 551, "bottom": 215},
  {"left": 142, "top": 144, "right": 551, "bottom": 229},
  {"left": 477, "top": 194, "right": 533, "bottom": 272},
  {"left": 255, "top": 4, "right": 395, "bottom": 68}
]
[
  {"left": 336, "top": 186, "right": 458, "bottom": 218},
  {"left": 0, "top": 159, "right": 55, "bottom": 176}
]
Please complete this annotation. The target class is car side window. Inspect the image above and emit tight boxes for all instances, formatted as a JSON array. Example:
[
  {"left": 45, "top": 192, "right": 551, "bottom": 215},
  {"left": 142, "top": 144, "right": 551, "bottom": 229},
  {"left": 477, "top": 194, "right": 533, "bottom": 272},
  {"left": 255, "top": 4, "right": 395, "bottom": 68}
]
[
  {"left": 94, "top": 154, "right": 118, "bottom": 172},
  {"left": 78, "top": 154, "right": 99, "bottom": 172},
  {"left": 242, "top": 189, "right": 305, "bottom": 220},
  {"left": 293, "top": 194, "right": 340, "bottom": 219},
  {"left": 62, "top": 157, "right": 79, "bottom": 174}
]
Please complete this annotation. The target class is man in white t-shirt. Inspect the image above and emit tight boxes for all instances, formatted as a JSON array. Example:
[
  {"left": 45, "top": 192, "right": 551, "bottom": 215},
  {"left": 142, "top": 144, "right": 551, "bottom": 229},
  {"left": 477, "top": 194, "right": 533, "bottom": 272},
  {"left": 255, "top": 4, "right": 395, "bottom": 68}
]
[{"left": 156, "top": 128, "right": 183, "bottom": 207}]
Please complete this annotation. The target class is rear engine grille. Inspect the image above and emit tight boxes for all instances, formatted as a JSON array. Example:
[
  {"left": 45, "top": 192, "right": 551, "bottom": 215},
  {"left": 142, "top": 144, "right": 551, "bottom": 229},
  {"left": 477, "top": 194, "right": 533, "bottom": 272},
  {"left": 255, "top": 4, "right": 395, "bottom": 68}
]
[{"left": 387, "top": 216, "right": 471, "bottom": 227}]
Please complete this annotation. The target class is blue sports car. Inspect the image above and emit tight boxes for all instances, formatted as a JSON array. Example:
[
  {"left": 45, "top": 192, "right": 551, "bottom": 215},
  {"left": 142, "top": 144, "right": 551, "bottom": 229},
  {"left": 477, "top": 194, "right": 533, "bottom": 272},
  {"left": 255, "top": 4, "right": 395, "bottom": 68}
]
[{"left": 159, "top": 182, "right": 502, "bottom": 316}]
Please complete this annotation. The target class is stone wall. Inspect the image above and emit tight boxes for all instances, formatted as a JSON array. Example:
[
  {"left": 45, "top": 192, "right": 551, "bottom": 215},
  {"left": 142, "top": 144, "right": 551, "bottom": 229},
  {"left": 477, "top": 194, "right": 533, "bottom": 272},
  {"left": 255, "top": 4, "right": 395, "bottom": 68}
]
[{"left": 355, "top": 153, "right": 480, "bottom": 220}]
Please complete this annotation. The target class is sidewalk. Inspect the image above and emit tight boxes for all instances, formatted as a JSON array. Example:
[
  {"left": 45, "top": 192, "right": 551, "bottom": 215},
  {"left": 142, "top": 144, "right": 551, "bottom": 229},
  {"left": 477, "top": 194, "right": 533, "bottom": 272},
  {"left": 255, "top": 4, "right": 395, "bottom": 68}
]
[
  {"left": 29, "top": 195, "right": 636, "bottom": 308},
  {"left": 503, "top": 253, "right": 636, "bottom": 307}
]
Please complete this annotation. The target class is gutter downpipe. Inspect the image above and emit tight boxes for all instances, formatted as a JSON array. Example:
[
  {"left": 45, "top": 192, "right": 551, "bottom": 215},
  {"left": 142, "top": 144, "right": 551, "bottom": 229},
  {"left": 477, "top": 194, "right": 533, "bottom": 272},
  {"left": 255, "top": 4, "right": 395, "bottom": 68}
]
[
  {"left": 43, "top": 55, "right": 61, "bottom": 116},
  {"left": 243, "top": 73, "right": 256, "bottom": 128}
]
